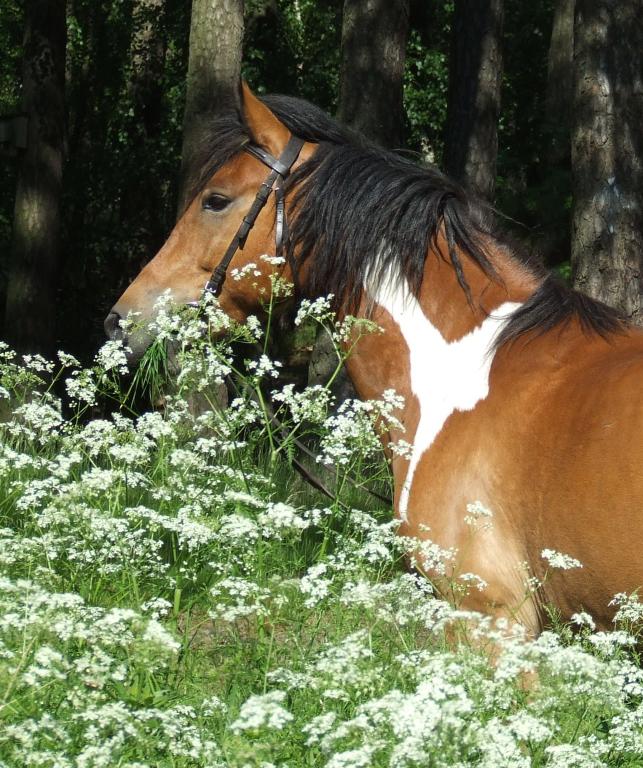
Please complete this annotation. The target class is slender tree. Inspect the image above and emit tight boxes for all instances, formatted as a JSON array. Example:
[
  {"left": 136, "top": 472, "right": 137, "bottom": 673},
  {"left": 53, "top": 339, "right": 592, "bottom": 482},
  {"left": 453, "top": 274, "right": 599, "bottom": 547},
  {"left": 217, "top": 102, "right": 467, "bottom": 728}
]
[
  {"left": 537, "top": 0, "right": 575, "bottom": 263},
  {"left": 546, "top": 0, "right": 574, "bottom": 166},
  {"left": 311, "top": 0, "right": 409, "bottom": 395},
  {"left": 571, "top": 0, "right": 643, "bottom": 323},
  {"left": 443, "top": 0, "right": 504, "bottom": 202},
  {"left": 121, "top": 0, "right": 168, "bottom": 260},
  {"left": 337, "top": 0, "right": 410, "bottom": 148},
  {"left": 177, "top": 0, "right": 244, "bottom": 215},
  {"left": 5, "top": 0, "right": 66, "bottom": 353}
]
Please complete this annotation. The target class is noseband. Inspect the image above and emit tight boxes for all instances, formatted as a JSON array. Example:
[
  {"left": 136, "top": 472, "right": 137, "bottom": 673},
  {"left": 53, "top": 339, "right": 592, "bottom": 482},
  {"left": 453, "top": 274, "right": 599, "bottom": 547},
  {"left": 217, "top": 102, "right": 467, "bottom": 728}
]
[{"left": 190, "top": 134, "right": 306, "bottom": 307}]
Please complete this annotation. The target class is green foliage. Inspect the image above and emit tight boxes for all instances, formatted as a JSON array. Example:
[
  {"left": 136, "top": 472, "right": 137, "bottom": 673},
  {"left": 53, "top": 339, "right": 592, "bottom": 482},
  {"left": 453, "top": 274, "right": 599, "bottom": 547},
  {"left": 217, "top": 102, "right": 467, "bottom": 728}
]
[
  {"left": 0, "top": 0, "right": 21, "bottom": 111},
  {"left": 60, "top": 0, "right": 189, "bottom": 358},
  {"left": 403, "top": 1, "right": 452, "bottom": 161},
  {"left": 0, "top": 0, "right": 572, "bottom": 356},
  {"left": 244, "top": 0, "right": 342, "bottom": 113},
  {"left": 0, "top": 302, "right": 641, "bottom": 766}
]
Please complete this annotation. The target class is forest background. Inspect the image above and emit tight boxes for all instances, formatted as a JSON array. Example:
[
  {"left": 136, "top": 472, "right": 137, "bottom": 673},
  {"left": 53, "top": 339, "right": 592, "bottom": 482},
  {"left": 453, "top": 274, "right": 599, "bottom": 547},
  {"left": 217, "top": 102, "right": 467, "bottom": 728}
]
[{"left": 0, "top": 0, "right": 641, "bottom": 363}]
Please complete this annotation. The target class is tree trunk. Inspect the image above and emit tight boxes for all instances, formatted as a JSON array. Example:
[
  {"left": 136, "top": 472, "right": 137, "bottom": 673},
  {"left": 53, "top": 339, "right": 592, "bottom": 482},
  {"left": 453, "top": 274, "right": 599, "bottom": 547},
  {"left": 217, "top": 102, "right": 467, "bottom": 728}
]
[
  {"left": 337, "top": 0, "right": 410, "bottom": 148},
  {"left": 443, "top": 0, "right": 504, "bottom": 202},
  {"left": 571, "top": 0, "right": 643, "bottom": 323},
  {"left": 5, "top": 0, "right": 66, "bottom": 354},
  {"left": 121, "top": 0, "right": 168, "bottom": 263},
  {"left": 546, "top": 0, "right": 574, "bottom": 166},
  {"left": 130, "top": 0, "right": 165, "bottom": 137},
  {"left": 177, "top": 0, "right": 244, "bottom": 215},
  {"left": 538, "top": 0, "right": 575, "bottom": 264}
]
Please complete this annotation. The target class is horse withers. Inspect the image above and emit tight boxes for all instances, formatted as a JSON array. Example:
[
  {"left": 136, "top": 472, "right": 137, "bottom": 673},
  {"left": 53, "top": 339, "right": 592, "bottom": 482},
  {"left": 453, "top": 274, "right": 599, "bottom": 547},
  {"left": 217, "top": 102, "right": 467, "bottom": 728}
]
[{"left": 107, "top": 83, "right": 643, "bottom": 634}]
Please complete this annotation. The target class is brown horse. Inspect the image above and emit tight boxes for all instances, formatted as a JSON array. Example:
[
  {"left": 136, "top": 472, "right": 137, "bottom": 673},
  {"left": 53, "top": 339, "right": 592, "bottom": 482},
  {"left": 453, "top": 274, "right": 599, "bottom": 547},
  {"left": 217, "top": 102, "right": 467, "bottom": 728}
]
[{"left": 107, "top": 83, "right": 643, "bottom": 634}]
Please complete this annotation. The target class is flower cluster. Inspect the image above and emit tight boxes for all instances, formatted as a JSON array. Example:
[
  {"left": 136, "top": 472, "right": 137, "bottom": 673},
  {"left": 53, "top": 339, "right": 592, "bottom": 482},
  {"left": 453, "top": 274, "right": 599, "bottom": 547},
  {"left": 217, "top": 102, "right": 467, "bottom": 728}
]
[{"left": 0, "top": 297, "right": 641, "bottom": 768}]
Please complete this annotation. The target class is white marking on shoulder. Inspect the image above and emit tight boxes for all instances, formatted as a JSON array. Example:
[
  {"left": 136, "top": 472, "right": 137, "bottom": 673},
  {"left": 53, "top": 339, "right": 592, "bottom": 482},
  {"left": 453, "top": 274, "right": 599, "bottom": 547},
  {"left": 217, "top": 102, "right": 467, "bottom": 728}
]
[{"left": 368, "top": 267, "right": 521, "bottom": 521}]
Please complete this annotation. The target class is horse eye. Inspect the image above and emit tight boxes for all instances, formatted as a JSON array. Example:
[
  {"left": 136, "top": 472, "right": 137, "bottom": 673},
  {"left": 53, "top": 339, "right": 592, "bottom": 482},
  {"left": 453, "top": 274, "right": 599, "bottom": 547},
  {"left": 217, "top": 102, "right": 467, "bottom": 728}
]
[{"left": 202, "top": 193, "right": 231, "bottom": 212}]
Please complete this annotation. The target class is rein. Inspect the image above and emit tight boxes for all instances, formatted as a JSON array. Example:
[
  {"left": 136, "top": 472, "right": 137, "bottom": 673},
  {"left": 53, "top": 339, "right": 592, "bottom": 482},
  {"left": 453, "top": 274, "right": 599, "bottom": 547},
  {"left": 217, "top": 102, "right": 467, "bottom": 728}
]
[{"left": 227, "top": 369, "right": 393, "bottom": 509}]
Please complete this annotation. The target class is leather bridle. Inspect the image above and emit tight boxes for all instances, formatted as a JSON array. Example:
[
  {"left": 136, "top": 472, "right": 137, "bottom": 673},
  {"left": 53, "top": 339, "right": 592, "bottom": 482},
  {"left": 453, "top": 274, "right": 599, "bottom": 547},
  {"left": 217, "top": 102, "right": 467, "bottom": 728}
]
[
  {"left": 189, "top": 134, "right": 306, "bottom": 307},
  {"left": 186, "top": 131, "right": 393, "bottom": 508}
]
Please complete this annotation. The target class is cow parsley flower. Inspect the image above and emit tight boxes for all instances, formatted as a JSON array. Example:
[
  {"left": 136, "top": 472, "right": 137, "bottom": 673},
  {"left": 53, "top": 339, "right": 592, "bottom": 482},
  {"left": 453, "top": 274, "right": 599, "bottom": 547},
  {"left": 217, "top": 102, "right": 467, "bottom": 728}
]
[
  {"left": 246, "top": 354, "right": 282, "bottom": 379},
  {"left": 22, "top": 353, "right": 54, "bottom": 373},
  {"left": 231, "top": 262, "right": 261, "bottom": 281},
  {"left": 65, "top": 368, "right": 98, "bottom": 405},
  {"left": 230, "top": 690, "right": 293, "bottom": 733},
  {"left": 294, "top": 295, "right": 334, "bottom": 325},
  {"left": 57, "top": 350, "right": 81, "bottom": 368},
  {"left": 300, "top": 562, "right": 332, "bottom": 607},
  {"left": 464, "top": 500, "right": 494, "bottom": 527},
  {"left": 260, "top": 253, "right": 285, "bottom": 266},
  {"left": 541, "top": 548, "right": 583, "bottom": 570},
  {"left": 610, "top": 592, "right": 643, "bottom": 625},
  {"left": 258, "top": 502, "right": 310, "bottom": 535},
  {"left": 95, "top": 339, "right": 131, "bottom": 374},
  {"left": 571, "top": 611, "right": 596, "bottom": 630}
]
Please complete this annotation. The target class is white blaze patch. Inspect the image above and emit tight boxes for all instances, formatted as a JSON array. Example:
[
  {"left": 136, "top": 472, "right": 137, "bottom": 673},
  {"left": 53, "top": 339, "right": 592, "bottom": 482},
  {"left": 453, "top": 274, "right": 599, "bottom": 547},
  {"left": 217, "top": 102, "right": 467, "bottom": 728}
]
[{"left": 369, "top": 269, "right": 521, "bottom": 521}]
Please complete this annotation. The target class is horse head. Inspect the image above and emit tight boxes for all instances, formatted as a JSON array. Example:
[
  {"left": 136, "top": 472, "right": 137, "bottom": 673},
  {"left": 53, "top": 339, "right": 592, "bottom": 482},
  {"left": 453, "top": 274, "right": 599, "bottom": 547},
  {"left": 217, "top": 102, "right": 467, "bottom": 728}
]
[{"left": 105, "top": 83, "right": 314, "bottom": 361}]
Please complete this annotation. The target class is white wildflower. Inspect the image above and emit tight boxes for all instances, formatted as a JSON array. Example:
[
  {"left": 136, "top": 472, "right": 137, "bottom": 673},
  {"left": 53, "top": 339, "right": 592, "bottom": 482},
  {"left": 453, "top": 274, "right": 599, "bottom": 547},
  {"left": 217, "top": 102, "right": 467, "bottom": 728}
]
[
  {"left": 231, "top": 691, "right": 293, "bottom": 733},
  {"left": 571, "top": 611, "right": 596, "bottom": 630},
  {"left": 245, "top": 314, "right": 263, "bottom": 340},
  {"left": 201, "top": 695, "right": 228, "bottom": 717},
  {"left": 544, "top": 744, "right": 604, "bottom": 767},
  {"left": 541, "top": 548, "right": 583, "bottom": 570},
  {"left": 271, "top": 383, "right": 332, "bottom": 423},
  {"left": 388, "top": 438, "right": 413, "bottom": 458},
  {"left": 260, "top": 253, "right": 286, "bottom": 266},
  {"left": 95, "top": 339, "right": 131, "bottom": 374},
  {"left": 300, "top": 562, "right": 331, "bottom": 607},
  {"left": 464, "top": 500, "right": 494, "bottom": 527},
  {"left": 326, "top": 745, "right": 379, "bottom": 768},
  {"left": 258, "top": 502, "right": 310, "bottom": 535},
  {"left": 294, "top": 295, "right": 334, "bottom": 326},
  {"left": 141, "top": 598, "right": 173, "bottom": 620},
  {"left": 231, "top": 262, "right": 261, "bottom": 281},
  {"left": 65, "top": 368, "right": 98, "bottom": 405},
  {"left": 57, "top": 350, "right": 81, "bottom": 368},
  {"left": 22, "top": 353, "right": 54, "bottom": 373},
  {"left": 246, "top": 354, "right": 283, "bottom": 379},
  {"left": 610, "top": 592, "right": 643, "bottom": 625}
]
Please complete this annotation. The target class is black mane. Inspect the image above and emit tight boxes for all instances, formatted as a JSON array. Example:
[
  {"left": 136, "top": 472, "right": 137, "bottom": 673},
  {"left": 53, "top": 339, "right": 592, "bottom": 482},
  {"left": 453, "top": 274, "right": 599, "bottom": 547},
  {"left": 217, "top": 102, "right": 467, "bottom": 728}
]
[{"left": 193, "top": 93, "right": 626, "bottom": 347}]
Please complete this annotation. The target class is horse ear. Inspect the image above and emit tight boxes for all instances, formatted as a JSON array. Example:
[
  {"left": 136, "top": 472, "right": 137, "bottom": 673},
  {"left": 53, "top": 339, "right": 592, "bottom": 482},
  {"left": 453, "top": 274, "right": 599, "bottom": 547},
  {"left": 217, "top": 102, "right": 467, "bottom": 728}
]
[{"left": 241, "top": 81, "right": 290, "bottom": 157}]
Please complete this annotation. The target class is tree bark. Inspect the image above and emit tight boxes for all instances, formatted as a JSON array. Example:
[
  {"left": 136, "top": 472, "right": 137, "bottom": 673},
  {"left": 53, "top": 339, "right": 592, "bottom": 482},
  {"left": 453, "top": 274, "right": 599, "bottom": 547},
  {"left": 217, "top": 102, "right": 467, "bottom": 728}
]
[
  {"left": 546, "top": 0, "right": 574, "bottom": 166},
  {"left": 337, "top": 0, "right": 410, "bottom": 148},
  {"left": 121, "top": 0, "right": 168, "bottom": 264},
  {"left": 571, "top": 0, "right": 643, "bottom": 323},
  {"left": 443, "top": 0, "right": 504, "bottom": 202},
  {"left": 5, "top": 0, "right": 66, "bottom": 354},
  {"left": 538, "top": 0, "right": 575, "bottom": 264},
  {"left": 177, "top": 0, "right": 244, "bottom": 215}
]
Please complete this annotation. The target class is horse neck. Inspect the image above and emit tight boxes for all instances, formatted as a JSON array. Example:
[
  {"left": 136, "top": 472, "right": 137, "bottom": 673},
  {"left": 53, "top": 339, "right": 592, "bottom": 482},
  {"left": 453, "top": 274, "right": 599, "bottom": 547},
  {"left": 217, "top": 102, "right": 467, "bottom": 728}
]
[{"left": 343, "top": 236, "right": 539, "bottom": 443}]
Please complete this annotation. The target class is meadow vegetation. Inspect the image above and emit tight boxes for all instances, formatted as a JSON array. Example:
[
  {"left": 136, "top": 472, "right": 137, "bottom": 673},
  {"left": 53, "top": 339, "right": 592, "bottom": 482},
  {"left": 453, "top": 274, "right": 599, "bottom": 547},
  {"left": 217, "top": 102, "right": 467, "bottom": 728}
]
[{"left": 0, "top": 274, "right": 642, "bottom": 767}]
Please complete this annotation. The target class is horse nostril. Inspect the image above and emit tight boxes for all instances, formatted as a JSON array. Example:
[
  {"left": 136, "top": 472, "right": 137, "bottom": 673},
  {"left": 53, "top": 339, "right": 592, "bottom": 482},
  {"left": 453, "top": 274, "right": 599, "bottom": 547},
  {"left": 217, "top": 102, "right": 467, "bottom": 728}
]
[{"left": 104, "top": 311, "right": 124, "bottom": 340}]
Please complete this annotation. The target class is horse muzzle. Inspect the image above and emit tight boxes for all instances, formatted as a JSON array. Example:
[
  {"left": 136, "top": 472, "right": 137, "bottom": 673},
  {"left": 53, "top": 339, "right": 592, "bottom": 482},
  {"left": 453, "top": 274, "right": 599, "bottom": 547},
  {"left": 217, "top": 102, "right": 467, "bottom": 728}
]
[{"left": 104, "top": 308, "right": 154, "bottom": 365}]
